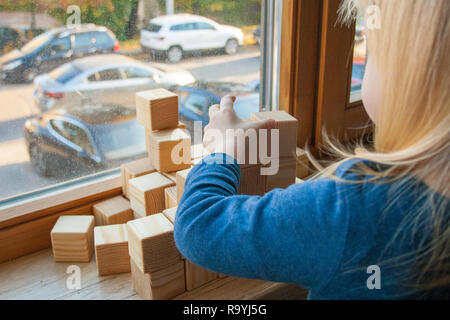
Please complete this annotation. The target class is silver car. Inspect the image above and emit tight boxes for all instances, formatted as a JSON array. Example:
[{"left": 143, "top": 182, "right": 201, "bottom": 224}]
[{"left": 33, "top": 54, "right": 195, "bottom": 111}]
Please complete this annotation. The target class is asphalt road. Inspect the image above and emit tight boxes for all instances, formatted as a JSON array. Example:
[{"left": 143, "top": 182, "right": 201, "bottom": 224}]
[{"left": 0, "top": 47, "right": 261, "bottom": 200}]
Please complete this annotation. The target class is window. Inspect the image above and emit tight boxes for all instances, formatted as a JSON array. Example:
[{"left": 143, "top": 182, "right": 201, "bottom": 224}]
[
  {"left": 123, "top": 66, "right": 153, "bottom": 79},
  {"left": 44, "top": 37, "right": 71, "bottom": 55},
  {"left": 93, "top": 31, "right": 113, "bottom": 48},
  {"left": 49, "top": 64, "right": 82, "bottom": 84},
  {"left": 74, "top": 32, "right": 93, "bottom": 50},
  {"left": 50, "top": 120, "right": 95, "bottom": 155},
  {"left": 195, "top": 22, "right": 216, "bottom": 30},
  {"left": 184, "top": 93, "right": 210, "bottom": 115},
  {"left": 350, "top": 18, "right": 367, "bottom": 102},
  {"left": 0, "top": 0, "right": 265, "bottom": 218},
  {"left": 145, "top": 23, "right": 162, "bottom": 33},
  {"left": 98, "top": 68, "right": 121, "bottom": 81},
  {"left": 170, "top": 23, "right": 196, "bottom": 31}
]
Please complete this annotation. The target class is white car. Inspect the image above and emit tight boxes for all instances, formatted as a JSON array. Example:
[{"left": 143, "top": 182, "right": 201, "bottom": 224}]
[
  {"left": 33, "top": 54, "right": 195, "bottom": 111},
  {"left": 141, "top": 14, "right": 244, "bottom": 63}
]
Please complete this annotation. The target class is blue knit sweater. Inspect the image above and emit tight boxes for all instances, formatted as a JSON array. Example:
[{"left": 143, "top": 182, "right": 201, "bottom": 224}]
[{"left": 174, "top": 154, "right": 441, "bottom": 299}]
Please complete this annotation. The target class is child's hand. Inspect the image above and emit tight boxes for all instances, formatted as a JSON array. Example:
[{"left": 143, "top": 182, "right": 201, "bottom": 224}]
[{"left": 203, "top": 95, "right": 276, "bottom": 159}]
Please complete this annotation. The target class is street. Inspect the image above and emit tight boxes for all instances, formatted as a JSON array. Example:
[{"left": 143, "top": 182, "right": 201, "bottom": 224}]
[{"left": 0, "top": 47, "right": 261, "bottom": 200}]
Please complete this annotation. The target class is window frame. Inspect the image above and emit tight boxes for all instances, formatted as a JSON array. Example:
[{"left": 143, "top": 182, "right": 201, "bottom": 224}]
[{"left": 0, "top": 0, "right": 367, "bottom": 263}]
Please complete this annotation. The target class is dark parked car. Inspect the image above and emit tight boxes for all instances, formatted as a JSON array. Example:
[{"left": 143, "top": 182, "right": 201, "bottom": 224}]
[
  {"left": 24, "top": 104, "right": 146, "bottom": 177},
  {"left": 0, "top": 24, "right": 119, "bottom": 83},
  {"left": 172, "top": 81, "right": 260, "bottom": 130},
  {"left": 0, "top": 27, "right": 22, "bottom": 54}
]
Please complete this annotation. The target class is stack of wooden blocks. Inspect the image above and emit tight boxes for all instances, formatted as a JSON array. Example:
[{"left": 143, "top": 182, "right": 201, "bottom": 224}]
[{"left": 49, "top": 88, "right": 310, "bottom": 300}]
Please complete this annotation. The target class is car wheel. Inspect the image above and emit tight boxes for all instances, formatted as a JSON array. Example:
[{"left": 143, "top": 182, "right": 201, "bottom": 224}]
[
  {"left": 167, "top": 46, "right": 183, "bottom": 63},
  {"left": 225, "top": 39, "right": 239, "bottom": 55},
  {"left": 30, "top": 144, "right": 51, "bottom": 176},
  {"left": 23, "top": 68, "right": 39, "bottom": 83}
]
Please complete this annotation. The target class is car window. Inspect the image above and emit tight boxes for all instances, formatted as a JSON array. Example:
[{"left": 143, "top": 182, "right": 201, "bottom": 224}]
[
  {"left": 122, "top": 66, "right": 153, "bottom": 79},
  {"left": 184, "top": 93, "right": 209, "bottom": 115},
  {"left": 144, "top": 23, "right": 162, "bottom": 33},
  {"left": 98, "top": 68, "right": 121, "bottom": 81},
  {"left": 74, "top": 32, "right": 93, "bottom": 50},
  {"left": 50, "top": 119, "right": 95, "bottom": 154},
  {"left": 170, "top": 23, "right": 196, "bottom": 31},
  {"left": 93, "top": 31, "right": 112, "bottom": 47},
  {"left": 195, "top": 22, "right": 216, "bottom": 30},
  {"left": 44, "top": 37, "right": 71, "bottom": 55},
  {"left": 49, "top": 64, "right": 82, "bottom": 84},
  {"left": 20, "top": 31, "right": 52, "bottom": 54}
]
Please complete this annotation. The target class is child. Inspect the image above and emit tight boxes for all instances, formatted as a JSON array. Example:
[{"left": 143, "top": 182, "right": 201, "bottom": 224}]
[{"left": 174, "top": 0, "right": 449, "bottom": 299}]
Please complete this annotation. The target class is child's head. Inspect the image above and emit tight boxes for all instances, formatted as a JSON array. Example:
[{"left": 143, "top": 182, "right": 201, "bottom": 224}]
[{"left": 335, "top": 0, "right": 449, "bottom": 294}]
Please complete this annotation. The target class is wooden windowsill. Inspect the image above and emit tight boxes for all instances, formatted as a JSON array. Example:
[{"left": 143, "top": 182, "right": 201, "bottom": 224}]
[{"left": 0, "top": 248, "right": 308, "bottom": 300}]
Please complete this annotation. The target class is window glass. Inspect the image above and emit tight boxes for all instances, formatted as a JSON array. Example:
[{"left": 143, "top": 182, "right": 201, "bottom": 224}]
[
  {"left": 144, "top": 23, "right": 162, "bottom": 33},
  {"left": 50, "top": 120, "right": 94, "bottom": 154},
  {"left": 350, "top": 18, "right": 367, "bottom": 102},
  {"left": 123, "top": 66, "right": 153, "bottom": 79},
  {"left": 74, "top": 32, "right": 93, "bottom": 50},
  {"left": 170, "top": 23, "right": 196, "bottom": 31},
  {"left": 0, "top": 1, "right": 262, "bottom": 201},
  {"left": 49, "top": 64, "right": 82, "bottom": 84},
  {"left": 93, "top": 32, "right": 112, "bottom": 47},
  {"left": 98, "top": 68, "right": 121, "bottom": 81},
  {"left": 195, "top": 22, "right": 216, "bottom": 30},
  {"left": 184, "top": 93, "right": 209, "bottom": 115}
]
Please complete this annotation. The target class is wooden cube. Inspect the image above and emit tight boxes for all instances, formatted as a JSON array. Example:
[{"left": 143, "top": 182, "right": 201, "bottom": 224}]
[
  {"left": 185, "top": 259, "right": 218, "bottom": 291},
  {"left": 296, "top": 147, "right": 310, "bottom": 179},
  {"left": 251, "top": 111, "right": 298, "bottom": 158},
  {"left": 131, "top": 259, "right": 185, "bottom": 300},
  {"left": 51, "top": 216, "right": 94, "bottom": 262},
  {"left": 93, "top": 196, "right": 133, "bottom": 226},
  {"left": 121, "top": 158, "right": 156, "bottom": 199},
  {"left": 129, "top": 172, "right": 175, "bottom": 218},
  {"left": 127, "top": 214, "right": 181, "bottom": 273},
  {"left": 147, "top": 128, "right": 191, "bottom": 173},
  {"left": 164, "top": 186, "right": 178, "bottom": 209},
  {"left": 94, "top": 224, "right": 130, "bottom": 276},
  {"left": 238, "top": 165, "right": 266, "bottom": 196},
  {"left": 163, "top": 206, "right": 178, "bottom": 224},
  {"left": 162, "top": 171, "right": 177, "bottom": 183},
  {"left": 136, "top": 88, "right": 179, "bottom": 131},
  {"left": 265, "top": 157, "right": 297, "bottom": 191},
  {"left": 176, "top": 168, "right": 192, "bottom": 203}
]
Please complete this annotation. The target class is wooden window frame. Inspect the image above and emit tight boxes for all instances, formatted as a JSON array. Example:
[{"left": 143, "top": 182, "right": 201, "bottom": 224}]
[
  {"left": 0, "top": 0, "right": 369, "bottom": 264},
  {"left": 279, "top": 0, "right": 371, "bottom": 150}
]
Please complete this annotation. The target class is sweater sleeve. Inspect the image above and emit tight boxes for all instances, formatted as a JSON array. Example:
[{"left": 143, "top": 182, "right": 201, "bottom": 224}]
[{"left": 174, "top": 154, "right": 351, "bottom": 291}]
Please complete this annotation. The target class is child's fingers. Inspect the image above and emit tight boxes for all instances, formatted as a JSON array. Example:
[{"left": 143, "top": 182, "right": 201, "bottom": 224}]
[
  {"left": 245, "top": 118, "right": 276, "bottom": 131},
  {"left": 220, "top": 95, "right": 236, "bottom": 111},
  {"left": 209, "top": 104, "right": 220, "bottom": 118}
]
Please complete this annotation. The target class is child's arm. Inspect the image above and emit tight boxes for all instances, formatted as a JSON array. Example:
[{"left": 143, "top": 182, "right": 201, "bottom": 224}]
[{"left": 174, "top": 154, "right": 350, "bottom": 291}]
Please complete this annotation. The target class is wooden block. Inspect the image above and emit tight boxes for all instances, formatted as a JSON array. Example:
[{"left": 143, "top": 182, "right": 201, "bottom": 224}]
[
  {"left": 129, "top": 172, "right": 175, "bottom": 217},
  {"left": 147, "top": 128, "right": 192, "bottom": 173},
  {"left": 176, "top": 168, "right": 192, "bottom": 203},
  {"left": 162, "top": 171, "right": 177, "bottom": 183},
  {"left": 238, "top": 165, "right": 266, "bottom": 196},
  {"left": 164, "top": 187, "right": 178, "bottom": 209},
  {"left": 136, "top": 88, "right": 179, "bottom": 131},
  {"left": 93, "top": 196, "right": 133, "bottom": 226},
  {"left": 218, "top": 274, "right": 228, "bottom": 279},
  {"left": 265, "top": 157, "right": 297, "bottom": 191},
  {"left": 131, "top": 259, "right": 185, "bottom": 300},
  {"left": 296, "top": 177, "right": 304, "bottom": 184},
  {"left": 163, "top": 206, "right": 178, "bottom": 224},
  {"left": 185, "top": 259, "right": 218, "bottom": 291},
  {"left": 50, "top": 215, "right": 94, "bottom": 262},
  {"left": 94, "top": 224, "right": 130, "bottom": 276},
  {"left": 121, "top": 158, "right": 156, "bottom": 199},
  {"left": 251, "top": 111, "right": 298, "bottom": 158},
  {"left": 126, "top": 214, "right": 181, "bottom": 273},
  {"left": 296, "top": 147, "right": 310, "bottom": 179}
]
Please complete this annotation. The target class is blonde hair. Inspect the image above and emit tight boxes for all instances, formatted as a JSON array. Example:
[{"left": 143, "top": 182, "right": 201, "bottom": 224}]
[{"left": 312, "top": 0, "right": 449, "bottom": 295}]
